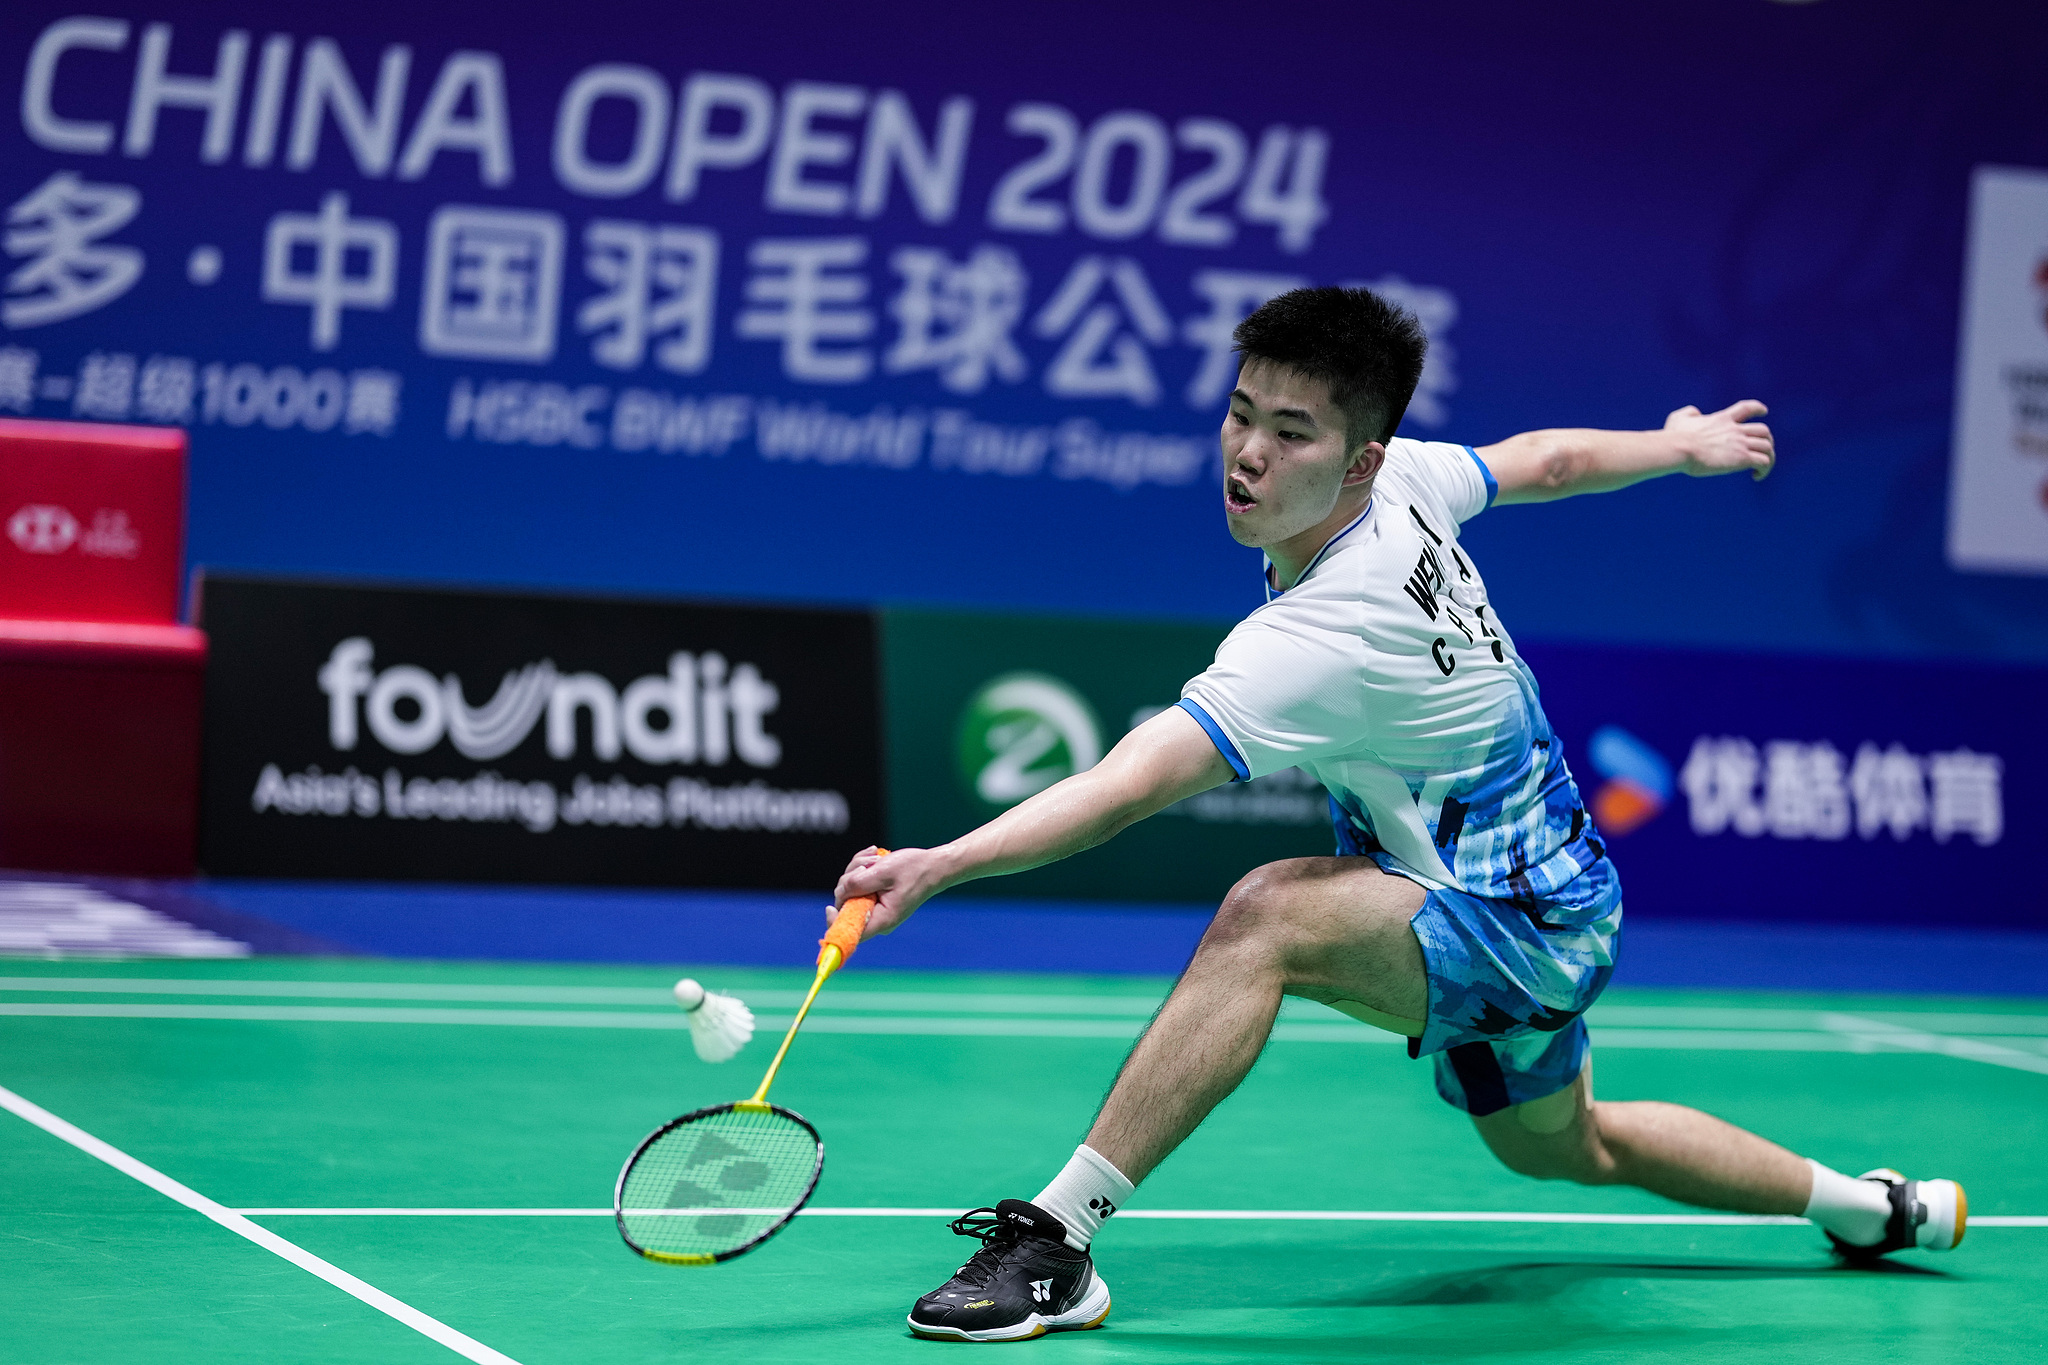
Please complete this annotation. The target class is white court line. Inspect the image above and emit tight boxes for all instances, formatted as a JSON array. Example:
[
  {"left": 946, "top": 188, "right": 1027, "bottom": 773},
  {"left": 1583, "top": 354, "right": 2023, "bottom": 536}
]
[
  {"left": 1821, "top": 1014, "right": 2048, "bottom": 1077},
  {"left": 238, "top": 1208, "right": 2048, "bottom": 1229},
  {"left": 11, "top": 979, "right": 2047, "bottom": 1033},
  {"left": 0, "top": 977, "right": 1172, "bottom": 1016},
  {"left": 0, "top": 1001, "right": 1348, "bottom": 1042},
  {"left": 242, "top": 1206, "right": 1801, "bottom": 1225},
  {"left": 0, "top": 1083, "right": 522, "bottom": 1365},
  {"left": 9, "top": 1002, "right": 2048, "bottom": 1062},
  {"left": 0, "top": 1002, "right": 1146, "bottom": 1038}
]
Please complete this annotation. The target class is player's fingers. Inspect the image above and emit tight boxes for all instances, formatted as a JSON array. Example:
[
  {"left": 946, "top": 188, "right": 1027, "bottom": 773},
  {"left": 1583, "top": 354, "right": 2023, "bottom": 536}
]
[
  {"left": 833, "top": 866, "right": 879, "bottom": 905},
  {"left": 1722, "top": 398, "right": 1768, "bottom": 422},
  {"left": 855, "top": 885, "right": 916, "bottom": 938},
  {"left": 836, "top": 848, "right": 887, "bottom": 886},
  {"left": 839, "top": 851, "right": 904, "bottom": 901}
]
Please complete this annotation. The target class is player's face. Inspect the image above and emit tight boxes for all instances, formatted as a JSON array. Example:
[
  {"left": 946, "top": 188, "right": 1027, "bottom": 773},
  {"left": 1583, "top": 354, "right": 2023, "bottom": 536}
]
[{"left": 1220, "top": 363, "right": 1375, "bottom": 550}]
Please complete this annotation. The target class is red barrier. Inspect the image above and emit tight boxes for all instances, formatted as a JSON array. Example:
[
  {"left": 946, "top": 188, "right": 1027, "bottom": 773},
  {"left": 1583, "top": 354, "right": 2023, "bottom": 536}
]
[
  {"left": 1, "top": 418, "right": 186, "bottom": 623},
  {"left": 0, "top": 420, "right": 203, "bottom": 876}
]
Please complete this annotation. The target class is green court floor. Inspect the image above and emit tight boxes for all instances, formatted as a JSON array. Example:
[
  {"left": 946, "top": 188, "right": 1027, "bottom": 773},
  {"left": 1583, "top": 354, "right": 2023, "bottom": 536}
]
[{"left": 2, "top": 957, "right": 2043, "bottom": 1364}]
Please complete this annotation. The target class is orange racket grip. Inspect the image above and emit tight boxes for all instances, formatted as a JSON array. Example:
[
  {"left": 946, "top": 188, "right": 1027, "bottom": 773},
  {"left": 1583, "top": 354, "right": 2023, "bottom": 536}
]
[
  {"left": 819, "top": 849, "right": 888, "bottom": 970},
  {"left": 818, "top": 897, "right": 872, "bottom": 969}
]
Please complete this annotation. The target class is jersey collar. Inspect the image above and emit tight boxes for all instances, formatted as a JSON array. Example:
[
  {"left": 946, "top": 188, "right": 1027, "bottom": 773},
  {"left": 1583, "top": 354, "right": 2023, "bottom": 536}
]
[{"left": 1264, "top": 498, "right": 1373, "bottom": 601}]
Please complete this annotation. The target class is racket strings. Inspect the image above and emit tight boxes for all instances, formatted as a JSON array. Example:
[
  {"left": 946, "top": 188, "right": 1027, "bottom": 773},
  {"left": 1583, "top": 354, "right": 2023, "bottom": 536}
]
[{"left": 618, "top": 1106, "right": 820, "bottom": 1259}]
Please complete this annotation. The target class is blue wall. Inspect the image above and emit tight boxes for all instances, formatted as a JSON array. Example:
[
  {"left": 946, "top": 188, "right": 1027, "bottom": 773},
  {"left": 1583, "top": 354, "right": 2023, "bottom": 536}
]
[{"left": 4, "top": 0, "right": 2046, "bottom": 660}]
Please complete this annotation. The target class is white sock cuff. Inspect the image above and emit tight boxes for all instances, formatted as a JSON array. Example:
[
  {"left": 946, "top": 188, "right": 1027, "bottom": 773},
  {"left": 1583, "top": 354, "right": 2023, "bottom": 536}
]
[
  {"left": 1075, "top": 1144, "right": 1136, "bottom": 1199},
  {"left": 1031, "top": 1144, "right": 1136, "bottom": 1250}
]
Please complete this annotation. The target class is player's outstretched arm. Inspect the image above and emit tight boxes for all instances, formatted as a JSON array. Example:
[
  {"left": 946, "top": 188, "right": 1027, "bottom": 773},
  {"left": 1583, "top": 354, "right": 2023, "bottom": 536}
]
[
  {"left": 1478, "top": 399, "right": 1775, "bottom": 505},
  {"left": 831, "top": 706, "right": 1235, "bottom": 939}
]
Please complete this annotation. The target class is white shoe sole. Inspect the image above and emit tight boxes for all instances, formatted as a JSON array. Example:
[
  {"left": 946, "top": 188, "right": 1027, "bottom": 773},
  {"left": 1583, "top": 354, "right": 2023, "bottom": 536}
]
[{"left": 907, "top": 1270, "right": 1112, "bottom": 1342}]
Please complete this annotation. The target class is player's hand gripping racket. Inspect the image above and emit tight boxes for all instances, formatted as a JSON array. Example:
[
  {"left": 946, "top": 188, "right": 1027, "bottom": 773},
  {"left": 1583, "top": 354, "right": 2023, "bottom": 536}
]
[{"left": 613, "top": 857, "right": 884, "bottom": 1265}]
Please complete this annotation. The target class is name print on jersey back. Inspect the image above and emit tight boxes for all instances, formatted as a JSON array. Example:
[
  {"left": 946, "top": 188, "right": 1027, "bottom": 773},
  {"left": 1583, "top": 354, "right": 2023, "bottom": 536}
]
[{"left": 1400, "top": 503, "right": 1508, "bottom": 675}]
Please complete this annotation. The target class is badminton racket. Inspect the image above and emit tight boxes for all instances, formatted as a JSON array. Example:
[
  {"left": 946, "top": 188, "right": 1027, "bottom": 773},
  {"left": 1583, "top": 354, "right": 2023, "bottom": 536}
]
[{"left": 614, "top": 857, "right": 885, "bottom": 1264}]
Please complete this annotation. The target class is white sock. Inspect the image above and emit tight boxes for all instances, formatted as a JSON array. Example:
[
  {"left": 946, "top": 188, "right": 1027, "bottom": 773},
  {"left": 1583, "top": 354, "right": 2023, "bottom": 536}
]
[
  {"left": 1803, "top": 1159, "right": 1891, "bottom": 1245},
  {"left": 1031, "top": 1145, "right": 1135, "bottom": 1250}
]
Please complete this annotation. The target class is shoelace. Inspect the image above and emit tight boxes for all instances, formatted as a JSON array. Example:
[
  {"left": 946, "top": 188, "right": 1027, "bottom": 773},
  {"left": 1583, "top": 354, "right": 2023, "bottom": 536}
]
[{"left": 944, "top": 1207, "right": 1023, "bottom": 1288}]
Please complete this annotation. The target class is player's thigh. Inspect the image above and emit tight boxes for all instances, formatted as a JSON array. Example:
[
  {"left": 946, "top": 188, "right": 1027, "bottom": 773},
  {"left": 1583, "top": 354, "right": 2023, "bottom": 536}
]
[
  {"left": 1469, "top": 1059, "right": 1607, "bottom": 1183},
  {"left": 1206, "top": 856, "right": 1428, "bottom": 1023}
]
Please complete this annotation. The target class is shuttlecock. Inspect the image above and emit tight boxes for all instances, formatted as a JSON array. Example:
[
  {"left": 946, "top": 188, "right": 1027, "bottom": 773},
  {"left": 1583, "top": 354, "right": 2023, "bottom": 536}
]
[{"left": 674, "top": 978, "right": 755, "bottom": 1063}]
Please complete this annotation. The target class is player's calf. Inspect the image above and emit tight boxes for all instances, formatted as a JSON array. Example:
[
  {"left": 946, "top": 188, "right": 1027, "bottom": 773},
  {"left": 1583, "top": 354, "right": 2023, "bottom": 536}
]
[{"left": 1477, "top": 1078, "right": 1968, "bottom": 1261}]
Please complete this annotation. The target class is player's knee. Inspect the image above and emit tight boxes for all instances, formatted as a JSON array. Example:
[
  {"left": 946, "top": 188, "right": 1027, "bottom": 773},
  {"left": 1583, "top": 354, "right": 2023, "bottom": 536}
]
[
  {"left": 1478, "top": 1110, "right": 1615, "bottom": 1186},
  {"left": 1204, "top": 863, "right": 1307, "bottom": 957},
  {"left": 1486, "top": 1134, "right": 1611, "bottom": 1184}
]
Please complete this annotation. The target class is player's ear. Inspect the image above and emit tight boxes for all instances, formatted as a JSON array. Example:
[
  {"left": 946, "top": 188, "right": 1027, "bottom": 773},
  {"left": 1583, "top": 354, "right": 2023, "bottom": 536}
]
[{"left": 1342, "top": 440, "right": 1385, "bottom": 486}]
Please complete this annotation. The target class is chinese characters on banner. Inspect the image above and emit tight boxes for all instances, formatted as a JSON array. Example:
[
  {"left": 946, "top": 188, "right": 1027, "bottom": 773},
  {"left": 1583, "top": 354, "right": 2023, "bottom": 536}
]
[
  {"left": 1, "top": 19, "right": 1459, "bottom": 492},
  {"left": 1679, "top": 738, "right": 2004, "bottom": 847}
]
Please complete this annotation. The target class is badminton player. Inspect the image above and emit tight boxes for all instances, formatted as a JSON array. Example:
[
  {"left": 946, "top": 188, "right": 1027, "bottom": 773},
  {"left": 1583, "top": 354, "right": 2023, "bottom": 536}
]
[{"left": 834, "top": 287, "right": 1966, "bottom": 1343}]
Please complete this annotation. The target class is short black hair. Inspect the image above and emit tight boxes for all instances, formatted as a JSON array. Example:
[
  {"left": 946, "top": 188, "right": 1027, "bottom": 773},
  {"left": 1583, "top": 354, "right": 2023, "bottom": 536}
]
[{"left": 1232, "top": 287, "right": 1427, "bottom": 450}]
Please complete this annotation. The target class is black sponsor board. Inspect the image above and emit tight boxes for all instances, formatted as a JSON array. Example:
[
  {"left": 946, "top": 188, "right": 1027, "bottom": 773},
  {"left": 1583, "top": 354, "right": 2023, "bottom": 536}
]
[{"left": 198, "top": 576, "right": 881, "bottom": 888}]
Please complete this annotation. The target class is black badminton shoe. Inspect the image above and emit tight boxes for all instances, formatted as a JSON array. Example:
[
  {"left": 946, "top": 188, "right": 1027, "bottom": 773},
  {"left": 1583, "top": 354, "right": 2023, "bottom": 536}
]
[
  {"left": 906, "top": 1200, "right": 1111, "bottom": 1342},
  {"left": 1826, "top": 1168, "right": 1967, "bottom": 1263}
]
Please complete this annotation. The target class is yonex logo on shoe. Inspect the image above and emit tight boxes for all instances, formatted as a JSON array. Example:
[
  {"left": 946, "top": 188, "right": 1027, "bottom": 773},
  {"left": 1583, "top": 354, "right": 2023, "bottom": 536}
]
[{"left": 1030, "top": 1279, "right": 1052, "bottom": 1303}]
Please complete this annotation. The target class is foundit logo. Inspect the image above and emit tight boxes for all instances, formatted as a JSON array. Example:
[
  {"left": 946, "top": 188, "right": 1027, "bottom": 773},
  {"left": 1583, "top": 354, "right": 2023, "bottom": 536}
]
[
  {"left": 1588, "top": 725, "right": 1673, "bottom": 837},
  {"left": 956, "top": 672, "right": 1102, "bottom": 808},
  {"left": 316, "top": 638, "right": 782, "bottom": 767}
]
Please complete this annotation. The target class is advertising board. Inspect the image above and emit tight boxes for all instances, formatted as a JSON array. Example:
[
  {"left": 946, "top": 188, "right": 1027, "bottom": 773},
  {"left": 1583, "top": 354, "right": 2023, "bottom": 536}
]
[
  {"left": 198, "top": 575, "right": 882, "bottom": 886},
  {"left": 1949, "top": 165, "right": 2048, "bottom": 575},
  {"left": 1526, "top": 642, "right": 2035, "bottom": 931},
  {"left": 881, "top": 608, "right": 1329, "bottom": 904},
  {"left": 195, "top": 583, "right": 2039, "bottom": 927}
]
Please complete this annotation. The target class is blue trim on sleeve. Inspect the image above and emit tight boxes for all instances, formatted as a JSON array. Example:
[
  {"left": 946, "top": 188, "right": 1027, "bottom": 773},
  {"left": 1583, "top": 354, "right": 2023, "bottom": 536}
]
[
  {"left": 1464, "top": 445, "right": 1497, "bottom": 509},
  {"left": 1176, "top": 699, "right": 1250, "bottom": 783}
]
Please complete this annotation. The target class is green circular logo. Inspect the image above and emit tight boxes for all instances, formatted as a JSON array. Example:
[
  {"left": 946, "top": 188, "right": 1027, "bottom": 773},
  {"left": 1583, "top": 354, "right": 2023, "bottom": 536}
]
[{"left": 956, "top": 672, "right": 1104, "bottom": 808}]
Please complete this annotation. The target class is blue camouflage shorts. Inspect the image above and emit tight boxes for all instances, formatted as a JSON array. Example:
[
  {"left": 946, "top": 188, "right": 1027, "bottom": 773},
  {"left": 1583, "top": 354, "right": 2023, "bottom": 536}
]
[{"left": 1405, "top": 857, "right": 1623, "bottom": 1116}]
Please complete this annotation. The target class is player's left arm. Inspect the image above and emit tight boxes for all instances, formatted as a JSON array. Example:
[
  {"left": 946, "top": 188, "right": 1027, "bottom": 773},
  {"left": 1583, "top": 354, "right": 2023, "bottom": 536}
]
[{"left": 1476, "top": 399, "right": 1775, "bottom": 505}]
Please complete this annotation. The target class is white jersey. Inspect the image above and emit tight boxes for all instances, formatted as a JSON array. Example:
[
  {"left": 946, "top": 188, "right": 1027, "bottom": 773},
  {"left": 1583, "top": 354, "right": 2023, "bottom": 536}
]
[{"left": 1179, "top": 439, "right": 1603, "bottom": 901}]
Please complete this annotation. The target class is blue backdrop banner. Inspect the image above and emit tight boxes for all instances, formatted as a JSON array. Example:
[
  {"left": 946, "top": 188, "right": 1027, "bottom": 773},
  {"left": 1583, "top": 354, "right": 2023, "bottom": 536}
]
[{"left": 4, "top": 2, "right": 2047, "bottom": 666}]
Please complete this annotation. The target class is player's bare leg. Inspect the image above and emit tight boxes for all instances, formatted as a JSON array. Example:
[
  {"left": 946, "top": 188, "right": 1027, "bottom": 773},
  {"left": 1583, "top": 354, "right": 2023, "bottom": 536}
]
[
  {"left": 1084, "top": 856, "right": 1428, "bottom": 1184},
  {"left": 1473, "top": 1059, "right": 1965, "bottom": 1258},
  {"left": 1474, "top": 1062, "right": 1810, "bottom": 1213}
]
